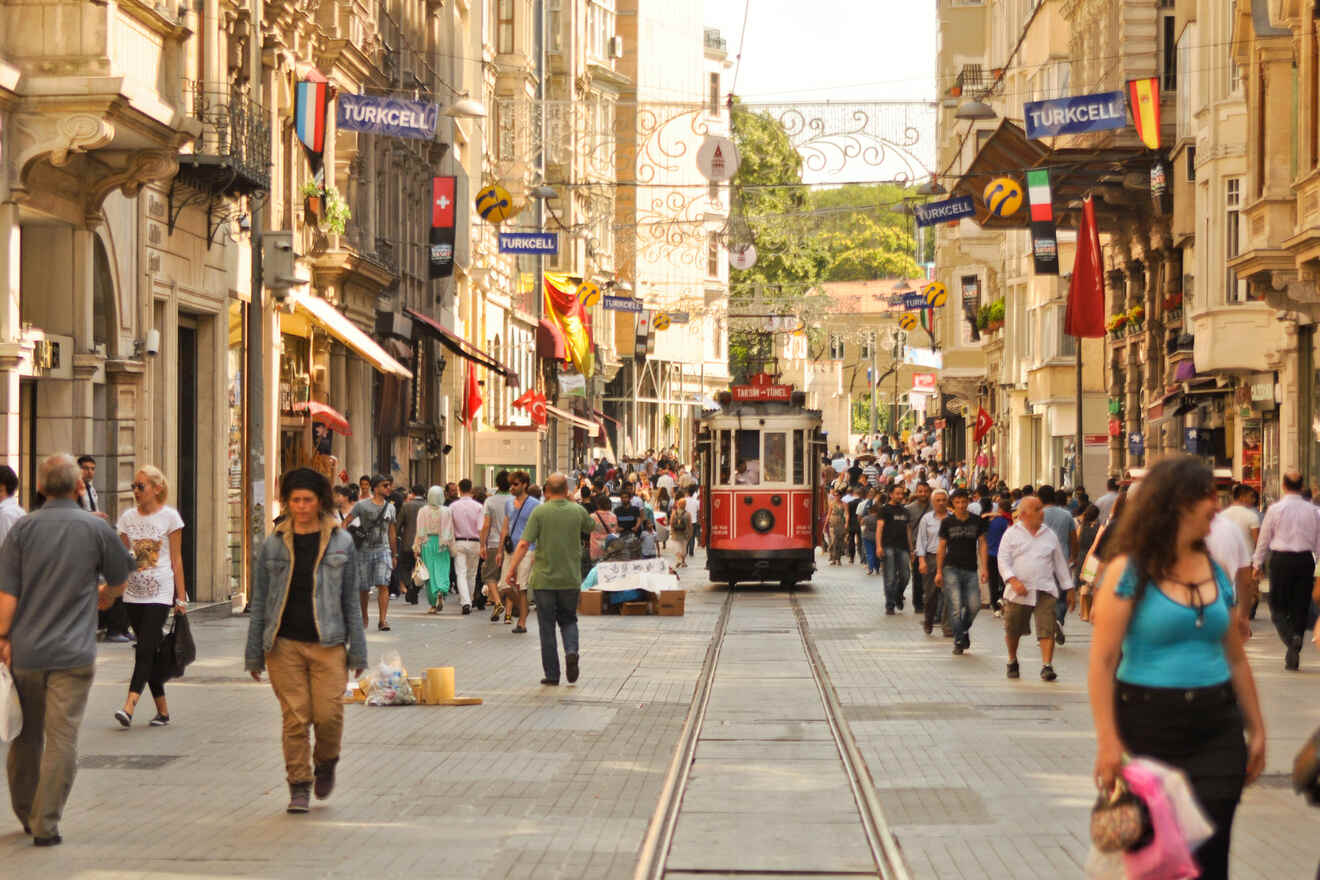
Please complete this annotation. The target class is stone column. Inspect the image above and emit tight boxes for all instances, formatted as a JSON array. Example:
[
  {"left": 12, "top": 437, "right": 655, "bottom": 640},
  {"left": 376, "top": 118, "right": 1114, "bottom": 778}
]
[{"left": 0, "top": 202, "right": 20, "bottom": 473}]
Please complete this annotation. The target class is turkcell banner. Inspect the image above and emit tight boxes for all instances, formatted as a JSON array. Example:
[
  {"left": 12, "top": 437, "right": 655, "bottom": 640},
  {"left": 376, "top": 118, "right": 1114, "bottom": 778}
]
[
  {"left": 1023, "top": 91, "right": 1126, "bottom": 140},
  {"left": 602, "top": 295, "right": 642, "bottom": 312},
  {"left": 498, "top": 232, "right": 559, "bottom": 254},
  {"left": 901, "top": 293, "right": 927, "bottom": 310},
  {"left": 337, "top": 94, "right": 438, "bottom": 140},
  {"left": 914, "top": 195, "right": 975, "bottom": 227}
]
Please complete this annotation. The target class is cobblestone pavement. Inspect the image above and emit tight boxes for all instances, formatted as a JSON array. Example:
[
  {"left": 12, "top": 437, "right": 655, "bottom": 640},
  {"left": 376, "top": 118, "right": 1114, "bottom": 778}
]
[
  {"left": 4, "top": 549, "right": 1318, "bottom": 878},
  {"left": 799, "top": 560, "right": 1320, "bottom": 880}
]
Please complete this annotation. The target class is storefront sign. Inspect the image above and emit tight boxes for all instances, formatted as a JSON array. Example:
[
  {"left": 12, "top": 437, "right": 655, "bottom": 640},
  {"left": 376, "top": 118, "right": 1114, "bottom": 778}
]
[
  {"left": 337, "top": 93, "right": 438, "bottom": 140},
  {"left": 429, "top": 176, "right": 456, "bottom": 279},
  {"left": 558, "top": 372, "right": 586, "bottom": 397},
  {"left": 1084, "top": 434, "right": 1109, "bottom": 446},
  {"left": 914, "top": 195, "right": 975, "bottom": 227},
  {"left": 498, "top": 232, "right": 559, "bottom": 254},
  {"left": 1127, "top": 431, "right": 1145, "bottom": 456},
  {"left": 1241, "top": 419, "right": 1263, "bottom": 493},
  {"left": 902, "top": 292, "right": 927, "bottom": 310},
  {"left": 602, "top": 295, "right": 642, "bottom": 312},
  {"left": 1022, "top": 90, "right": 1127, "bottom": 140},
  {"left": 912, "top": 372, "right": 936, "bottom": 392}
]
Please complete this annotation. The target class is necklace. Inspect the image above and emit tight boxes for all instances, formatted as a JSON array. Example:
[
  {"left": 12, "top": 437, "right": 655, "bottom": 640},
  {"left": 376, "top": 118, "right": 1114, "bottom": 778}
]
[{"left": 1166, "top": 575, "right": 1213, "bottom": 628}]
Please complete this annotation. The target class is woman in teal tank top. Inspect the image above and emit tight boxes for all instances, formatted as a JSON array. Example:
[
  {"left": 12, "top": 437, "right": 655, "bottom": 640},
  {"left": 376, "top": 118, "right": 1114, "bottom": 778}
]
[{"left": 1088, "top": 457, "right": 1266, "bottom": 880}]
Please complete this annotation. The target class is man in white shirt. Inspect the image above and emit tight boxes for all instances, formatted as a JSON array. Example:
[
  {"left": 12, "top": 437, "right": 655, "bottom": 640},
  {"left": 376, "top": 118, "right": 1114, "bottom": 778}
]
[
  {"left": 996, "top": 496, "right": 1073, "bottom": 682},
  {"left": 685, "top": 487, "right": 701, "bottom": 557},
  {"left": 656, "top": 469, "right": 676, "bottom": 496},
  {"left": 1093, "top": 477, "right": 1120, "bottom": 524},
  {"left": 1206, "top": 509, "right": 1255, "bottom": 640},
  {"left": 1251, "top": 471, "right": 1320, "bottom": 669},
  {"left": 1221, "top": 484, "right": 1261, "bottom": 555},
  {"left": 913, "top": 489, "right": 949, "bottom": 633},
  {"left": 0, "top": 465, "right": 25, "bottom": 546}
]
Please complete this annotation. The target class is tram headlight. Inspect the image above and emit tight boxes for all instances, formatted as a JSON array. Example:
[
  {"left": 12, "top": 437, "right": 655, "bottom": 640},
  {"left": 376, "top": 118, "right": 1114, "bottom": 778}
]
[{"left": 750, "top": 509, "right": 774, "bottom": 533}]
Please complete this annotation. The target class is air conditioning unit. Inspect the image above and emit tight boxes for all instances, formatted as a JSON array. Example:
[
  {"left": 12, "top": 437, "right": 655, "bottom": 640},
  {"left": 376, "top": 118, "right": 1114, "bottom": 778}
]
[{"left": 610, "top": 35, "right": 624, "bottom": 58}]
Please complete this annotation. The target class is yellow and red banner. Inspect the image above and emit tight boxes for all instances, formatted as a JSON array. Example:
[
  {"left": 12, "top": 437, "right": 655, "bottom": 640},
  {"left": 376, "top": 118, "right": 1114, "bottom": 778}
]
[
  {"left": 1127, "top": 77, "right": 1161, "bottom": 150},
  {"left": 544, "top": 272, "right": 594, "bottom": 377}
]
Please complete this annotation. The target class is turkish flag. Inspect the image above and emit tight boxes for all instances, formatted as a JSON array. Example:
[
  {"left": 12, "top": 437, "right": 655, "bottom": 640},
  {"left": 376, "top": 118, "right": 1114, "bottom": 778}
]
[
  {"left": 461, "top": 365, "right": 483, "bottom": 426},
  {"left": 974, "top": 406, "right": 994, "bottom": 444},
  {"left": 513, "top": 389, "right": 548, "bottom": 426},
  {"left": 1065, "top": 195, "right": 1107, "bottom": 338}
]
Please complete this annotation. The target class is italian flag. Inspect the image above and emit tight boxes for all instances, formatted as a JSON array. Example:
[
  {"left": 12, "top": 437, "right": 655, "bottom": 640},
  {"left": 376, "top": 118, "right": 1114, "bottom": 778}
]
[{"left": 1027, "top": 169, "right": 1052, "bottom": 223}]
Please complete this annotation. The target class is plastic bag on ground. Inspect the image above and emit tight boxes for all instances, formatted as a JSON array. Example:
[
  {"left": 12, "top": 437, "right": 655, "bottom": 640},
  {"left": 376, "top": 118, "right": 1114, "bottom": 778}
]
[
  {"left": 363, "top": 650, "right": 416, "bottom": 706},
  {"left": 0, "top": 665, "right": 21, "bottom": 743}
]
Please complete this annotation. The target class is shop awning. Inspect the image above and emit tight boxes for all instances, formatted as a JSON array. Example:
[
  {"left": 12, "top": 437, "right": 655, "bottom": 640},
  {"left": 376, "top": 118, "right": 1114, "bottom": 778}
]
[
  {"left": 404, "top": 307, "right": 519, "bottom": 386},
  {"left": 537, "top": 317, "right": 566, "bottom": 360},
  {"left": 950, "top": 119, "right": 1156, "bottom": 231},
  {"left": 289, "top": 293, "right": 412, "bottom": 379},
  {"left": 545, "top": 404, "right": 602, "bottom": 437}
]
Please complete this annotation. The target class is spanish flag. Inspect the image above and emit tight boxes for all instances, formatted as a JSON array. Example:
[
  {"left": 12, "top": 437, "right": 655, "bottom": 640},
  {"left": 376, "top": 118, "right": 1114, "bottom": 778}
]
[
  {"left": 543, "top": 272, "right": 595, "bottom": 377},
  {"left": 1127, "top": 77, "right": 1161, "bottom": 150}
]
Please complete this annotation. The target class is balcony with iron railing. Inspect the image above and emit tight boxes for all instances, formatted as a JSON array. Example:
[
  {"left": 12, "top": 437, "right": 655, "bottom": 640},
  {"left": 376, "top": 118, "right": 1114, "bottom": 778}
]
[
  {"left": 177, "top": 80, "right": 271, "bottom": 194},
  {"left": 703, "top": 28, "right": 727, "bottom": 54}
]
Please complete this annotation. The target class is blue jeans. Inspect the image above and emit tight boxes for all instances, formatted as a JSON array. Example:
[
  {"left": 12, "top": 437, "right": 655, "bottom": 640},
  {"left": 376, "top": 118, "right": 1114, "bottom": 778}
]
[
  {"left": 944, "top": 566, "right": 981, "bottom": 645},
  {"left": 861, "top": 538, "right": 878, "bottom": 574},
  {"left": 534, "top": 589, "right": 580, "bottom": 681},
  {"left": 882, "top": 548, "right": 910, "bottom": 609}
]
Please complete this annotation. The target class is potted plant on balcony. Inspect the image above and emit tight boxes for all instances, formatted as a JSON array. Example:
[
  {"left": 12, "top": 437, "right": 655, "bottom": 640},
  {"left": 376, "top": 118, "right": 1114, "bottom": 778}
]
[
  {"left": 987, "top": 298, "right": 1006, "bottom": 331},
  {"left": 1126, "top": 304, "right": 1145, "bottom": 335},
  {"left": 322, "top": 186, "right": 351, "bottom": 235},
  {"left": 302, "top": 181, "right": 324, "bottom": 221},
  {"left": 976, "top": 303, "right": 991, "bottom": 333},
  {"left": 1107, "top": 313, "right": 1128, "bottom": 337}
]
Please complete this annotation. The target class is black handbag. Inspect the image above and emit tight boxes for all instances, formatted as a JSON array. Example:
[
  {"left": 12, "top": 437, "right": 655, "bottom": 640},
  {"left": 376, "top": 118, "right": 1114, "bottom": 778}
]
[{"left": 155, "top": 612, "right": 197, "bottom": 681}]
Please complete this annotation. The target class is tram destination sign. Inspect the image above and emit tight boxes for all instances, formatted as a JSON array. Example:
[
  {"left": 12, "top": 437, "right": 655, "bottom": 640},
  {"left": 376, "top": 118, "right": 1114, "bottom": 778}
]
[{"left": 731, "top": 383, "right": 793, "bottom": 402}]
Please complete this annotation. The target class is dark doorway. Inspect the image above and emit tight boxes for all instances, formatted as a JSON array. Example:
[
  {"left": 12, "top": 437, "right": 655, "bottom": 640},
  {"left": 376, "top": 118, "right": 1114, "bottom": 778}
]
[{"left": 177, "top": 325, "right": 198, "bottom": 600}]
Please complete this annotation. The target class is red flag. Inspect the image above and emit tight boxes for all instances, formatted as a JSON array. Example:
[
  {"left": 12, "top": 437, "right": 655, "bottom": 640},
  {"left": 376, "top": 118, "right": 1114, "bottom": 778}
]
[
  {"left": 461, "top": 365, "right": 483, "bottom": 426},
  {"left": 974, "top": 406, "right": 994, "bottom": 444},
  {"left": 512, "top": 388, "right": 548, "bottom": 426},
  {"left": 1065, "top": 196, "right": 1106, "bottom": 338}
]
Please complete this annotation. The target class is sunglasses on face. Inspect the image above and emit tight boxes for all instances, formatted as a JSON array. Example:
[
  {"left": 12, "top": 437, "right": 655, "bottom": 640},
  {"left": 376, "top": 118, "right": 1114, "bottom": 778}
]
[{"left": 131, "top": 482, "right": 147, "bottom": 491}]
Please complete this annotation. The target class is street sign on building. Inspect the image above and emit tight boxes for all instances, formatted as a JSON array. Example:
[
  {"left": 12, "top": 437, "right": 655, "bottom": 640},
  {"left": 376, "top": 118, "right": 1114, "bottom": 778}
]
[
  {"left": 914, "top": 195, "right": 975, "bottom": 227},
  {"left": 1022, "top": 90, "right": 1127, "bottom": 140},
  {"left": 337, "top": 93, "right": 439, "bottom": 140},
  {"left": 603, "top": 295, "right": 642, "bottom": 312},
  {"left": 498, "top": 232, "right": 559, "bottom": 254}
]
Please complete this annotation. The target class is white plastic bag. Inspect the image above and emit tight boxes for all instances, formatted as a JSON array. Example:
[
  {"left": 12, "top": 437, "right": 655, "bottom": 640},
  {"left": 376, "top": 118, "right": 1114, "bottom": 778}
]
[
  {"left": 411, "top": 557, "right": 429, "bottom": 585},
  {"left": 1, "top": 665, "right": 22, "bottom": 743},
  {"left": 363, "top": 650, "right": 416, "bottom": 706}
]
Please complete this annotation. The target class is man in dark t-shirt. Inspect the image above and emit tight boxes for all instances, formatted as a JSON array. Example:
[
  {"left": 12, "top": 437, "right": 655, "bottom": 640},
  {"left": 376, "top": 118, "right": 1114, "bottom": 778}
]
[
  {"left": 876, "top": 485, "right": 912, "bottom": 613},
  {"left": 937, "top": 488, "right": 988, "bottom": 654}
]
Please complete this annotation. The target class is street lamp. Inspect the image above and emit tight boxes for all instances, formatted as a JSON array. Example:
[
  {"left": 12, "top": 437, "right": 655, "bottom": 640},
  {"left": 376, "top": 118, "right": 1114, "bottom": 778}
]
[
  {"left": 954, "top": 99, "right": 996, "bottom": 121},
  {"left": 444, "top": 95, "right": 488, "bottom": 119}
]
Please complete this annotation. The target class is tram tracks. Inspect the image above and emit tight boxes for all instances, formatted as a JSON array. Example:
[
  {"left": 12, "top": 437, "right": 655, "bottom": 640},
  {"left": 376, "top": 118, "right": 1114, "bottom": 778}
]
[{"left": 634, "top": 588, "right": 910, "bottom": 880}]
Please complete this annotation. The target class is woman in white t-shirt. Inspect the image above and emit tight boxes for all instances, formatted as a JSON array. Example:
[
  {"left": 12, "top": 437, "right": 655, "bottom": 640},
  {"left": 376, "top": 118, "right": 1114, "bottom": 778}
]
[{"left": 113, "top": 465, "right": 188, "bottom": 728}]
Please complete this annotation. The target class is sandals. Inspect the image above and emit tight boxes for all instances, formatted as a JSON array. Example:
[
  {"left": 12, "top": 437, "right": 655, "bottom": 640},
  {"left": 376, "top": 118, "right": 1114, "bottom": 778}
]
[
  {"left": 378, "top": 622, "right": 391, "bottom": 631},
  {"left": 426, "top": 606, "right": 439, "bottom": 614},
  {"left": 504, "top": 609, "right": 513, "bottom": 625},
  {"left": 490, "top": 603, "right": 504, "bottom": 622}
]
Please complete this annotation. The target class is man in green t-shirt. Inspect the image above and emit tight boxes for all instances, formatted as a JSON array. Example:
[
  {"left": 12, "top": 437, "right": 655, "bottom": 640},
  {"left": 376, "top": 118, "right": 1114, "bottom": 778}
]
[{"left": 506, "top": 473, "right": 600, "bottom": 685}]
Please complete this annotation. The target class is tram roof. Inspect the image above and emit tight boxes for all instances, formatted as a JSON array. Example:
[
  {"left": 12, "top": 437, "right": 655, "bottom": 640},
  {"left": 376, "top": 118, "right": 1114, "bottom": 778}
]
[{"left": 702, "top": 400, "right": 823, "bottom": 420}]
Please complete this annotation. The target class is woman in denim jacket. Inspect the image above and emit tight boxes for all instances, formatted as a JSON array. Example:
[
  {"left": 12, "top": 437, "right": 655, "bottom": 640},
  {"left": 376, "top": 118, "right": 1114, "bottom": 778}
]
[{"left": 245, "top": 468, "right": 368, "bottom": 814}]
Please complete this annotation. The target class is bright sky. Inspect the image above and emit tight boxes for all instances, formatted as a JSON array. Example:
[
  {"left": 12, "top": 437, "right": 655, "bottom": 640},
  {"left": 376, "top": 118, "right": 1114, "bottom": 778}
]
[{"left": 702, "top": 0, "right": 937, "bottom": 103}]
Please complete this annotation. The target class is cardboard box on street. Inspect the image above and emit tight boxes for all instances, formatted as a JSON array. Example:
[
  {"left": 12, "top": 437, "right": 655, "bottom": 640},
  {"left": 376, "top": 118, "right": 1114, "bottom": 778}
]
[
  {"left": 620, "top": 601, "right": 651, "bottom": 616},
  {"left": 578, "top": 590, "right": 604, "bottom": 615},
  {"left": 657, "top": 590, "right": 686, "bottom": 616}
]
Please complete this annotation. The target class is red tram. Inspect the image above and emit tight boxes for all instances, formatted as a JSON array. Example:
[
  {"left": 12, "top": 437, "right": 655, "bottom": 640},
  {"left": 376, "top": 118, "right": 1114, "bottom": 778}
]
[{"left": 696, "top": 374, "right": 826, "bottom": 588}]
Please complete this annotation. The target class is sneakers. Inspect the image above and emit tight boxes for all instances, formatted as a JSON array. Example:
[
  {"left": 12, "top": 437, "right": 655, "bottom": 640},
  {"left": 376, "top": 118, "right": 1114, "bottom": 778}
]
[
  {"left": 149, "top": 714, "right": 170, "bottom": 727},
  {"left": 461, "top": 604, "right": 472, "bottom": 615},
  {"left": 313, "top": 759, "right": 337, "bottom": 800},
  {"left": 566, "top": 652, "right": 580, "bottom": 684},
  {"left": 114, "top": 709, "right": 132, "bottom": 728},
  {"left": 1040, "top": 665, "right": 1058, "bottom": 682},
  {"left": 540, "top": 677, "right": 559, "bottom": 686},
  {"left": 952, "top": 644, "right": 964, "bottom": 655},
  {"left": 105, "top": 633, "right": 134, "bottom": 644},
  {"left": 287, "top": 782, "right": 312, "bottom": 813},
  {"left": 1055, "top": 623, "right": 1066, "bottom": 646},
  {"left": 1006, "top": 661, "right": 1020, "bottom": 679},
  {"left": 33, "top": 834, "right": 62, "bottom": 847},
  {"left": 993, "top": 608, "right": 1003, "bottom": 618}
]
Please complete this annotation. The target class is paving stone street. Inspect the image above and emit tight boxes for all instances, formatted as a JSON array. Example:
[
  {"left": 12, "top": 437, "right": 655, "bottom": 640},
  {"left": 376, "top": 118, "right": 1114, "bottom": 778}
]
[{"left": 3, "top": 548, "right": 1318, "bottom": 878}]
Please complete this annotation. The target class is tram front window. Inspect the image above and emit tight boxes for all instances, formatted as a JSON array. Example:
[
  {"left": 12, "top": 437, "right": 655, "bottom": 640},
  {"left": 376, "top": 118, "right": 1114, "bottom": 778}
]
[
  {"left": 735, "top": 429, "right": 761, "bottom": 485},
  {"left": 764, "top": 432, "right": 786, "bottom": 483}
]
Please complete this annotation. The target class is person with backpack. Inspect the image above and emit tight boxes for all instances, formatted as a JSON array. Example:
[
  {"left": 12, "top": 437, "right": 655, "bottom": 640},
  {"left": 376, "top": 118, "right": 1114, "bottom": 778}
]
[{"left": 346, "top": 475, "right": 396, "bottom": 631}]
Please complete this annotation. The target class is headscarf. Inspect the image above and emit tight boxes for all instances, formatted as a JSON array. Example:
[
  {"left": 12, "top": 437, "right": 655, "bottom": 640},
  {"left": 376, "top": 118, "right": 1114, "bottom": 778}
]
[{"left": 427, "top": 485, "right": 445, "bottom": 508}]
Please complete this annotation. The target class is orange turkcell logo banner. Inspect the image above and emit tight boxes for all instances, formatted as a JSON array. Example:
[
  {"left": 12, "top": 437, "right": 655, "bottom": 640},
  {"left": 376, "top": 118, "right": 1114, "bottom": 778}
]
[{"left": 1127, "top": 77, "right": 1160, "bottom": 150}]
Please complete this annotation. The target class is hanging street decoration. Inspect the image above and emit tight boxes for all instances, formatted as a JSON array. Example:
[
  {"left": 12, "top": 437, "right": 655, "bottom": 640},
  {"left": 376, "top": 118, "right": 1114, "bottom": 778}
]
[
  {"left": 728, "top": 242, "right": 757, "bottom": 270},
  {"left": 983, "top": 176, "right": 1024, "bottom": 217},
  {"left": 1128, "top": 77, "right": 1161, "bottom": 150},
  {"left": 922, "top": 281, "right": 948, "bottom": 308},
  {"left": 475, "top": 183, "right": 517, "bottom": 224},
  {"left": 1025, "top": 169, "right": 1059, "bottom": 275},
  {"left": 544, "top": 273, "right": 595, "bottom": 376},
  {"left": 336, "top": 93, "right": 438, "bottom": 140},
  {"left": 898, "top": 312, "right": 919, "bottom": 331},
  {"left": 429, "top": 176, "right": 457, "bottom": 279},
  {"left": 653, "top": 312, "right": 672, "bottom": 331},
  {"left": 696, "top": 135, "right": 741, "bottom": 182},
  {"left": 914, "top": 195, "right": 975, "bottom": 227},
  {"left": 1022, "top": 90, "right": 1127, "bottom": 140}
]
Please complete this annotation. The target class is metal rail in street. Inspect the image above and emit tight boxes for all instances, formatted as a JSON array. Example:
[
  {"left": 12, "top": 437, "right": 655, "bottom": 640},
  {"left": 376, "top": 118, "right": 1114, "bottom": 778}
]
[{"left": 633, "top": 588, "right": 911, "bottom": 880}]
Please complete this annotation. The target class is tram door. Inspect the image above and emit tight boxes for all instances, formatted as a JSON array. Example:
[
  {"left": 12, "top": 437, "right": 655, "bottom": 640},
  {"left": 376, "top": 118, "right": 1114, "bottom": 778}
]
[{"left": 696, "top": 427, "right": 712, "bottom": 548}]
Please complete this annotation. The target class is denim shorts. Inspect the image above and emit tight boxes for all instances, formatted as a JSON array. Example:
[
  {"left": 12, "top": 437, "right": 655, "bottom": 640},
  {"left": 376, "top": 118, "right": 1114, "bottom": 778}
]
[{"left": 357, "top": 547, "right": 393, "bottom": 590}]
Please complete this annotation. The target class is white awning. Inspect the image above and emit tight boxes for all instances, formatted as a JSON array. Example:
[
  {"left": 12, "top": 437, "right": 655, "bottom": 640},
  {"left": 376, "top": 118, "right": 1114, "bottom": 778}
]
[
  {"left": 289, "top": 293, "right": 411, "bottom": 379},
  {"left": 545, "top": 404, "right": 602, "bottom": 437}
]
